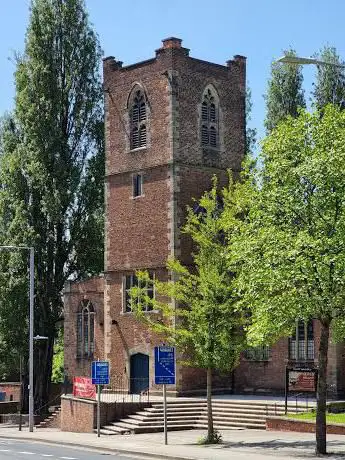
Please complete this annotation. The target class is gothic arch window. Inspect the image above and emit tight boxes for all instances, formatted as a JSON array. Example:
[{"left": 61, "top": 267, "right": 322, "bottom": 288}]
[
  {"left": 200, "top": 86, "right": 219, "bottom": 149},
  {"left": 77, "top": 300, "right": 95, "bottom": 359},
  {"left": 129, "top": 88, "right": 148, "bottom": 150},
  {"left": 289, "top": 320, "right": 314, "bottom": 361}
]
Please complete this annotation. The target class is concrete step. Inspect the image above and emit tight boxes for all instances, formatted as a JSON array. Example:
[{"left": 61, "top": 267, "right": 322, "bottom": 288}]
[
  {"left": 196, "top": 421, "right": 266, "bottom": 430},
  {"left": 127, "top": 424, "right": 195, "bottom": 434},
  {"left": 118, "top": 418, "right": 197, "bottom": 427},
  {"left": 127, "top": 414, "right": 201, "bottom": 422},
  {"left": 96, "top": 428, "right": 122, "bottom": 436},
  {"left": 153, "top": 401, "right": 309, "bottom": 410},
  {"left": 149, "top": 405, "right": 206, "bottom": 412},
  {"left": 198, "top": 415, "right": 265, "bottom": 424},
  {"left": 100, "top": 399, "right": 311, "bottom": 435},
  {"left": 137, "top": 409, "right": 204, "bottom": 416},
  {"left": 98, "top": 424, "right": 130, "bottom": 435}
]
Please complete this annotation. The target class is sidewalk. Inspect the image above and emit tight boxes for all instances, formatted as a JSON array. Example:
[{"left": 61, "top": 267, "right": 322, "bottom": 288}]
[{"left": 0, "top": 426, "right": 345, "bottom": 459}]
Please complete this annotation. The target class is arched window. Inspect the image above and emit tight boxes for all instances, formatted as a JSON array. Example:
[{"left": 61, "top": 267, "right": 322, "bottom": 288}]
[
  {"left": 130, "top": 89, "right": 147, "bottom": 149},
  {"left": 289, "top": 320, "right": 314, "bottom": 361},
  {"left": 77, "top": 300, "right": 95, "bottom": 359},
  {"left": 200, "top": 87, "right": 219, "bottom": 149}
]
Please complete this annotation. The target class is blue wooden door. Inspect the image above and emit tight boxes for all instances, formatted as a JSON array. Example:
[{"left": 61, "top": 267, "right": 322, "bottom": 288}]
[{"left": 130, "top": 353, "right": 149, "bottom": 394}]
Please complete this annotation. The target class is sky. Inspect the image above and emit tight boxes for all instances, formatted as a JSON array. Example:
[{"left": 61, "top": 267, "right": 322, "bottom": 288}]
[{"left": 1, "top": 0, "right": 345, "bottom": 145}]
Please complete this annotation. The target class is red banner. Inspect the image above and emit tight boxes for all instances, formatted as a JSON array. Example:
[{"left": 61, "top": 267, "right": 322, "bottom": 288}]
[{"left": 73, "top": 377, "right": 96, "bottom": 399}]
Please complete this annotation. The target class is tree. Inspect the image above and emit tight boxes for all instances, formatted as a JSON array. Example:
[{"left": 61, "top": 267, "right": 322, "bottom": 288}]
[
  {"left": 312, "top": 46, "right": 345, "bottom": 110},
  {"left": 132, "top": 180, "right": 247, "bottom": 443},
  {"left": 246, "top": 85, "right": 257, "bottom": 155},
  {"left": 52, "top": 329, "right": 64, "bottom": 383},
  {"left": 233, "top": 105, "right": 345, "bottom": 455},
  {"left": 264, "top": 49, "right": 305, "bottom": 133},
  {"left": 0, "top": 0, "right": 103, "bottom": 412}
]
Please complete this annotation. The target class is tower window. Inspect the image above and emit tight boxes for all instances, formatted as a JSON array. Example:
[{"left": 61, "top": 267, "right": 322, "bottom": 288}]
[
  {"left": 201, "top": 87, "right": 219, "bottom": 149},
  {"left": 133, "top": 173, "right": 143, "bottom": 198},
  {"left": 130, "top": 90, "right": 147, "bottom": 149}
]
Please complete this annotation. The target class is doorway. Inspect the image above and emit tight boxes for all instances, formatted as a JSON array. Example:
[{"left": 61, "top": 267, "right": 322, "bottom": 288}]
[{"left": 130, "top": 353, "right": 149, "bottom": 394}]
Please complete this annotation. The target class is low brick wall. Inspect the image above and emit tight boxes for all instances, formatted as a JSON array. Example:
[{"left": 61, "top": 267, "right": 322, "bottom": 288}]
[
  {"left": 61, "top": 396, "right": 96, "bottom": 433},
  {"left": 267, "top": 416, "right": 345, "bottom": 435},
  {"left": 0, "top": 383, "right": 21, "bottom": 402},
  {"left": 61, "top": 395, "right": 151, "bottom": 433},
  {"left": 0, "top": 402, "right": 19, "bottom": 414}
]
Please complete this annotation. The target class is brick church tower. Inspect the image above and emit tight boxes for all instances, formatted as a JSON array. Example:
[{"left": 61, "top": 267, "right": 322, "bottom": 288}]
[{"left": 101, "top": 37, "right": 246, "bottom": 395}]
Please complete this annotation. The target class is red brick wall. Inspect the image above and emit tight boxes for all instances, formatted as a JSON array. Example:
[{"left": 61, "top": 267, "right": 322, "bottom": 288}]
[
  {"left": 234, "top": 338, "right": 288, "bottom": 394},
  {"left": 64, "top": 277, "right": 104, "bottom": 382},
  {"left": 267, "top": 416, "right": 345, "bottom": 435},
  {"left": 0, "top": 383, "right": 21, "bottom": 402},
  {"left": 105, "top": 167, "right": 170, "bottom": 271},
  {"left": 61, "top": 395, "right": 151, "bottom": 432},
  {"left": 61, "top": 396, "right": 96, "bottom": 433}
]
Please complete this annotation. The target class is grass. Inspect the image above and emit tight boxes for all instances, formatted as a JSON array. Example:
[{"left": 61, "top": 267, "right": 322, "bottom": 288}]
[{"left": 287, "top": 411, "right": 345, "bottom": 424}]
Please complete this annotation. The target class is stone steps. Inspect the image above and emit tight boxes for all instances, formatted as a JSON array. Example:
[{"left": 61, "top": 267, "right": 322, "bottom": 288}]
[
  {"left": 36, "top": 407, "right": 61, "bottom": 429},
  {"left": 97, "top": 399, "right": 311, "bottom": 435}
]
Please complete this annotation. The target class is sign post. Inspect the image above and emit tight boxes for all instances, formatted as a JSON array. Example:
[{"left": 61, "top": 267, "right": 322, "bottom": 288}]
[
  {"left": 92, "top": 361, "right": 110, "bottom": 437},
  {"left": 285, "top": 367, "right": 317, "bottom": 414},
  {"left": 154, "top": 346, "right": 176, "bottom": 445}
]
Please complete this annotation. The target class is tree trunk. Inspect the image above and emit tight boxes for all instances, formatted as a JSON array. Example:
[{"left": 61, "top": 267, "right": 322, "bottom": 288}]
[
  {"left": 34, "top": 334, "right": 54, "bottom": 415},
  {"left": 315, "top": 320, "right": 330, "bottom": 456},
  {"left": 207, "top": 367, "right": 214, "bottom": 440}
]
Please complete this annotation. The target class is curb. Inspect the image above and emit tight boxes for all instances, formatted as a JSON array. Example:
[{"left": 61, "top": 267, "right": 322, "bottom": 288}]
[{"left": 0, "top": 433, "right": 196, "bottom": 460}]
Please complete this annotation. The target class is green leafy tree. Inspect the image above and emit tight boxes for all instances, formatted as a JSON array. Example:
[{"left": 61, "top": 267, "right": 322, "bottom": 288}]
[
  {"left": 0, "top": 0, "right": 103, "bottom": 411},
  {"left": 312, "top": 46, "right": 345, "bottom": 109},
  {"left": 246, "top": 85, "right": 257, "bottom": 155},
  {"left": 132, "top": 180, "right": 247, "bottom": 443},
  {"left": 264, "top": 49, "right": 305, "bottom": 133},
  {"left": 52, "top": 329, "right": 64, "bottom": 383},
  {"left": 234, "top": 105, "right": 345, "bottom": 455}
]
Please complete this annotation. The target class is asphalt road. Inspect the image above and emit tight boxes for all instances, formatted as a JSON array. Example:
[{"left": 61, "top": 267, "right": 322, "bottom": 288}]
[{"left": 0, "top": 439, "right": 142, "bottom": 460}]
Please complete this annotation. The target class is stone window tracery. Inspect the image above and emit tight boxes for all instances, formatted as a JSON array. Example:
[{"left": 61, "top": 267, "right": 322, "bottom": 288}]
[
  {"left": 76, "top": 300, "right": 95, "bottom": 359},
  {"left": 130, "top": 89, "right": 147, "bottom": 149},
  {"left": 201, "top": 87, "right": 219, "bottom": 149}
]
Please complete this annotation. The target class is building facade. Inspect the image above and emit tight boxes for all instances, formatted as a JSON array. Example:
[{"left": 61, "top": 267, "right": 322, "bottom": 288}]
[{"left": 64, "top": 38, "right": 345, "bottom": 398}]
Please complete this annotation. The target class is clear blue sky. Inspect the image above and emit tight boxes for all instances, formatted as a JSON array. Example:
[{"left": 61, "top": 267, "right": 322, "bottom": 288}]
[{"left": 1, "top": 0, "right": 345, "bottom": 144}]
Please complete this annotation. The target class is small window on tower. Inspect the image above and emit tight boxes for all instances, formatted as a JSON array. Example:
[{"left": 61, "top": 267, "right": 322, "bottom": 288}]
[{"left": 133, "top": 173, "right": 143, "bottom": 198}]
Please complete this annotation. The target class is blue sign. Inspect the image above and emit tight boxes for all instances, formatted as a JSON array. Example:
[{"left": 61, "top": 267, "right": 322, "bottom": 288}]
[
  {"left": 154, "top": 346, "right": 176, "bottom": 385},
  {"left": 91, "top": 361, "right": 110, "bottom": 385}
]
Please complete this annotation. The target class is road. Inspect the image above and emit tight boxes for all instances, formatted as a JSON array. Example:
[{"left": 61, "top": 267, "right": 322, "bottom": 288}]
[{"left": 0, "top": 439, "right": 142, "bottom": 460}]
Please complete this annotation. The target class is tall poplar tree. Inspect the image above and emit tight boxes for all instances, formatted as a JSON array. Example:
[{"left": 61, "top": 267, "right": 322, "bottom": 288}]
[
  {"left": 0, "top": 0, "right": 103, "bottom": 412},
  {"left": 264, "top": 49, "right": 305, "bottom": 133},
  {"left": 312, "top": 46, "right": 345, "bottom": 109}
]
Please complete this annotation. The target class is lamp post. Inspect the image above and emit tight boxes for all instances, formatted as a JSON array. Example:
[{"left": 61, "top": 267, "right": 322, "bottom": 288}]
[
  {"left": 0, "top": 246, "right": 34, "bottom": 432},
  {"left": 276, "top": 54, "right": 345, "bottom": 68}
]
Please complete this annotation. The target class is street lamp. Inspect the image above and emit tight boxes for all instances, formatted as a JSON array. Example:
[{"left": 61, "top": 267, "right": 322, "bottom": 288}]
[
  {"left": 276, "top": 54, "right": 345, "bottom": 68},
  {"left": 0, "top": 246, "right": 35, "bottom": 432}
]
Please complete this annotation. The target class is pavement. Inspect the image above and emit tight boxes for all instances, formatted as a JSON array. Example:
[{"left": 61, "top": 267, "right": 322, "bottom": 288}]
[{"left": 1, "top": 426, "right": 345, "bottom": 460}]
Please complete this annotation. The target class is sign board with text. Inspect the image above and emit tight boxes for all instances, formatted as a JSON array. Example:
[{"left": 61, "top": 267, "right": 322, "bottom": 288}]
[
  {"left": 91, "top": 361, "right": 110, "bottom": 385},
  {"left": 287, "top": 368, "right": 317, "bottom": 392},
  {"left": 154, "top": 346, "right": 176, "bottom": 385}
]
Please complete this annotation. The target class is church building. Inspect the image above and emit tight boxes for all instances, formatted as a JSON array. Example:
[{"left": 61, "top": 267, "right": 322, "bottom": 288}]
[{"left": 63, "top": 38, "right": 345, "bottom": 398}]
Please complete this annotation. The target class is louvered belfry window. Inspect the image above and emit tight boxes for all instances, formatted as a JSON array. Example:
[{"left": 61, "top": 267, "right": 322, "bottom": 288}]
[
  {"left": 130, "top": 90, "right": 147, "bottom": 149},
  {"left": 201, "top": 88, "right": 218, "bottom": 148}
]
